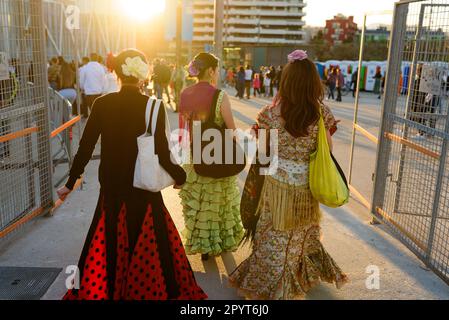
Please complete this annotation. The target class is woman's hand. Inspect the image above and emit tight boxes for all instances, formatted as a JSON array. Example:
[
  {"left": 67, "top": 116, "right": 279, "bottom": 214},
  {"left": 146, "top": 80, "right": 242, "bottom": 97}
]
[
  {"left": 57, "top": 186, "right": 72, "bottom": 201},
  {"left": 330, "top": 120, "right": 341, "bottom": 136},
  {"left": 173, "top": 184, "right": 183, "bottom": 190}
]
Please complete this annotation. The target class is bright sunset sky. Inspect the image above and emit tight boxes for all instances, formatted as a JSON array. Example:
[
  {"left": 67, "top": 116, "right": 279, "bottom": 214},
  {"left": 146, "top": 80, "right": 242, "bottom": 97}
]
[{"left": 304, "top": 0, "right": 397, "bottom": 26}]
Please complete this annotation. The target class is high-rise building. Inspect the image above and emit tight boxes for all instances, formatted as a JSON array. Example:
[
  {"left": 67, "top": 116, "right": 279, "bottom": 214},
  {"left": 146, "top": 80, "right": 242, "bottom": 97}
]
[{"left": 192, "top": 0, "right": 307, "bottom": 67}]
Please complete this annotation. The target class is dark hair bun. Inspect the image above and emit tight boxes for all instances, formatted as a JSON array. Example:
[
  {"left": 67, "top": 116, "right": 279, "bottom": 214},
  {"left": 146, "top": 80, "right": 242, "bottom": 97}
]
[{"left": 189, "top": 52, "right": 219, "bottom": 79}]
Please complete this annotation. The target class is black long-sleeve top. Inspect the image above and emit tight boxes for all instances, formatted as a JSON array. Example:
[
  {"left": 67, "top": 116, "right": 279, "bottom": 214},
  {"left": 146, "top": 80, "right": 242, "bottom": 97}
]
[{"left": 66, "top": 85, "right": 186, "bottom": 193}]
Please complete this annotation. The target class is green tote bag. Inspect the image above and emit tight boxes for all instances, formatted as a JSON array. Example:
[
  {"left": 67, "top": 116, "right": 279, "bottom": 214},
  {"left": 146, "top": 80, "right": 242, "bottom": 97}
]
[{"left": 309, "top": 115, "right": 349, "bottom": 208}]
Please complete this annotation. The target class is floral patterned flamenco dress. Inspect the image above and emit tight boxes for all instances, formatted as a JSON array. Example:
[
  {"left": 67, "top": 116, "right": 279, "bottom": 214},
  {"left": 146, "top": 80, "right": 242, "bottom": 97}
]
[
  {"left": 229, "top": 104, "right": 348, "bottom": 300},
  {"left": 179, "top": 82, "right": 244, "bottom": 257}
]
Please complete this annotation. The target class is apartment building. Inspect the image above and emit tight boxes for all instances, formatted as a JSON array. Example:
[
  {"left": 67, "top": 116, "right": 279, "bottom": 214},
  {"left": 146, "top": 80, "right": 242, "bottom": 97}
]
[
  {"left": 192, "top": 0, "right": 307, "bottom": 67},
  {"left": 324, "top": 14, "right": 358, "bottom": 46}
]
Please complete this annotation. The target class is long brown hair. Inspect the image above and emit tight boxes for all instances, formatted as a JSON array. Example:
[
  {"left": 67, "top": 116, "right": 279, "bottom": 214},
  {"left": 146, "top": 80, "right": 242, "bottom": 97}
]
[{"left": 278, "top": 58, "right": 324, "bottom": 138}]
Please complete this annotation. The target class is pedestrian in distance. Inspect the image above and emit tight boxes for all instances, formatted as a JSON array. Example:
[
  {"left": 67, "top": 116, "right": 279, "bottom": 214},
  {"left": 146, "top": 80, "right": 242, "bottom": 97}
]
[
  {"left": 152, "top": 59, "right": 172, "bottom": 104},
  {"left": 253, "top": 73, "right": 261, "bottom": 98},
  {"left": 80, "top": 56, "right": 90, "bottom": 67},
  {"left": 373, "top": 68, "right": 382, "bottom": 95},
  {"left": 275, "top": 65, "right": 283, "bottom": 91},
  {"left": 327, "top": 67, "right": 337, "bottom": 100},
  {"left": 351, "top": 69, "right": 358, "bottom": 98},
  {"left": 336, "top": 68, "right": 345, "bottom": 102},
  {"left": 379, "top": 72, "right": 386, "bottom": 99},
  {"left": 48, "top": 57, "right": 61, "bottom": 90},
  {"left": 57, "top": 49, "right": 207, "bottom": 301},
  {"left": 103, "top": 53, "right": 119, "bottom": 94},
  {"left": 263, "top": 70, "right": 271, "bottom": 98},
  {"left": 226, "top": 68, "right": 234, "bottom": 87},
  {"left": 245, "top": 65, "right": 253, "bottom": 99},
  {"left": 57, "top": 57, "right": 77, "bottom": 107},
  {"left": 236, "top": 66, "right": 246, "bottom": 99},
  {"left": 268, "top": 66, "right": 276, "bottom": 97},
  {"left": 410, "top": 64, "right": 427, "bottom": 139},
  {"left": 79, "top": 53, "right": 107, "bottom": 118},
  {"left": 259, "top": 66, "right": 266, "bottom": 96}
]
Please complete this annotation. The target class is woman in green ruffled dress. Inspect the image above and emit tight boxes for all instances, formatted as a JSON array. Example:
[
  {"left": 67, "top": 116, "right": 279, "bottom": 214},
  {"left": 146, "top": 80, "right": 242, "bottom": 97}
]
[{"left": 178, "top": 53, "right": 244, "bottom": 260}]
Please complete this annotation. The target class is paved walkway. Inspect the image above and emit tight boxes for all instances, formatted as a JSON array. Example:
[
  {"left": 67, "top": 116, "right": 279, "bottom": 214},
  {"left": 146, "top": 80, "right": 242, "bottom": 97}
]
[{"left": 0, "top": 95, "right": 448, "bottom": 300}]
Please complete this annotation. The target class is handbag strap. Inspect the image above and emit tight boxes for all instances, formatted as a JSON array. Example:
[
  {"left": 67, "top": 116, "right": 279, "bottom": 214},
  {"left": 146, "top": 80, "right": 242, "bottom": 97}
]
[
  {"left": 206, "top": 89, "right": 222, "bottom": 125},
  {"left": 146, "top": 98, "right": 163, "bottom": 136},
  {"left": 145, "top": 98, "right": 156, "bottom": 134}
]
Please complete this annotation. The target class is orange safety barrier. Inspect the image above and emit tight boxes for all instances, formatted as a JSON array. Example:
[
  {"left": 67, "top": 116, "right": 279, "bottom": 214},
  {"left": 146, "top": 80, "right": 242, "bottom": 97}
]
[
  {"left": 376, "top": 207, "right": 428, "bottom": 252},
  {"left": 349, "top": 184, "right": 371, "bottom": 209},
  {"left": 354, "top": 124, "right": 379, "bottom": 144},
  {"left": 0, "top": 115, "right": 81, "bottom": 143},
  {"left": 0, "top": 116, "right": 82, "bottom": 238},
  {"left": 50, "top": 115, "right": 81, "bottom": 138},
  {"left": 0, "top": 126, "right": 38, "bottom": 143},
  {"left": 384, "top": 132, "right": 440, "bottom": 160},
  {"left": 0, "top": 207, "right": 44, "bottom": 238},
  {"left": 0, "top": 178, "right": 83, "bottom": 238}
]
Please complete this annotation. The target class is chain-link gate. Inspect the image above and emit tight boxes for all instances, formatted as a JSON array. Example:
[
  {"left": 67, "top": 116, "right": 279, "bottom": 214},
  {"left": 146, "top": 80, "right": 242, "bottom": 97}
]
[
  {"left": 373, "top": 0, "right": 449, "bottom": 284},
  {"left": 0, "top": 0, "right": 53, "bottom": 237}
]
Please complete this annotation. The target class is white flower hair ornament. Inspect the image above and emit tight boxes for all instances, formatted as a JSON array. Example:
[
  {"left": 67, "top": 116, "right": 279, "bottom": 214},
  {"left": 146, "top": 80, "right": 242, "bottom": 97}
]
[{"left": 121, "top": 56, "right": 149, "bottom": 81}]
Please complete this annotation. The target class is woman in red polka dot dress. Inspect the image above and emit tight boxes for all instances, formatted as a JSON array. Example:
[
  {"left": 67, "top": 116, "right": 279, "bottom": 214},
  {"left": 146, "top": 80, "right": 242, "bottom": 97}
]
[{"left": 57, "top": 49, "right": 207, "bottom": 300}]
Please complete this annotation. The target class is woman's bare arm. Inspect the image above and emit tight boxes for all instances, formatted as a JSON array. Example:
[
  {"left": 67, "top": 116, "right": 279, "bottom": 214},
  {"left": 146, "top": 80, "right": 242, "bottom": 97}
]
[{"left": 220, "top": 93, "right": 236, "bottom": 130}]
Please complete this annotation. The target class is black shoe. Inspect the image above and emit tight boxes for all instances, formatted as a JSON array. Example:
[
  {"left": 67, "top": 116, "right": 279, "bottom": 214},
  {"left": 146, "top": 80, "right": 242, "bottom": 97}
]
[{"left": 201, "top": 254, "right": 209, "bottom": 261}]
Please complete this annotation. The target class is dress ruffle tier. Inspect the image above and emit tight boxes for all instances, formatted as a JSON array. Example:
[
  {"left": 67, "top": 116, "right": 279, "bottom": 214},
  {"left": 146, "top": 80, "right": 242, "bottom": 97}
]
[{"left": 179, "top": 164, "right": 244, "bottom": 256}]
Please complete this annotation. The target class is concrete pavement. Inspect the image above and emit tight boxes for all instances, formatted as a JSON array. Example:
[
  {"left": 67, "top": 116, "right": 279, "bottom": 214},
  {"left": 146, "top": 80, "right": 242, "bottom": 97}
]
[{"left": 0, "top": 92, "right": 448, "bottom": 300}]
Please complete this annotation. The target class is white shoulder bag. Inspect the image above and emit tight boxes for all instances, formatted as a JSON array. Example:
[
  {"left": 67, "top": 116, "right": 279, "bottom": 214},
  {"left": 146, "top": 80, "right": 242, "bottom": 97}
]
[{"left": 133, "top": 98, "right": 175, "bottom": 192}]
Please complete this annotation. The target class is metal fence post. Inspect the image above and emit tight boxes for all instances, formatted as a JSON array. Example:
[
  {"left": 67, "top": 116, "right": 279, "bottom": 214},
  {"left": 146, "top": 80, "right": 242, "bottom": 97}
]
[
  {"left": 392, "top": 4, "right": 426, "bottom": 214},
  {"left": 348, "top": 14, "right": 367, "bottom": 186},
  {"left": 214, "top": 0, "right": 224, "bottom": 88},
  {"left": 371, "top": 3, "right": 408, "bottom": 214},
  {"left": 31, "top": 0, "right": 54, "bottom": 211},
  {"left": 426, "top": 105, "right": 449, "bottom": 264}
]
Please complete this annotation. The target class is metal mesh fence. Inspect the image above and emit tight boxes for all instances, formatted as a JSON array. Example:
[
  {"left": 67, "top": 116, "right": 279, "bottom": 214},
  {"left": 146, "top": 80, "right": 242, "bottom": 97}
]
[
  {"left": 373, "top": 0, "right": 449, "bottom": 283},
  {"left": 1, "top": 0, "right": 137, "bottom": 240},
  {"left": 43, "top": 0, "right": 137, "bottom": 62},
  {"left": 0, "top": 0, "right": 53, "bottom": 236}
]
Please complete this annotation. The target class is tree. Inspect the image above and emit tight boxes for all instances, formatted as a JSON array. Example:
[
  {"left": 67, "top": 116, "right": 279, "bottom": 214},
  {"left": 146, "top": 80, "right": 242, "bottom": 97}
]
[{"left": 305, "top": 30, "right": 332, "bottom": 61}]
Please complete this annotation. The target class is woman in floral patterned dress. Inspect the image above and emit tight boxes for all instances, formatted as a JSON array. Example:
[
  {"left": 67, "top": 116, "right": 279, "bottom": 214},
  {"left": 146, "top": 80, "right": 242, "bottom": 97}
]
[{"left": 229, "top": 50, "right": 348, "bottom": 300}]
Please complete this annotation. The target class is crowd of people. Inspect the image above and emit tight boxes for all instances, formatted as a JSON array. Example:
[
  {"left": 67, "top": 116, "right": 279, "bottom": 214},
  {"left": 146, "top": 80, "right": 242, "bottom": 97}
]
[
  {"left": 56, "top": 48, "right": 347, "bottom": 301},
  {"left": 47, "top": 52, "right": 390, "bottom": 119},
  {"left": 47, "top": 54, "right": 180, "bottom": 118},
  {"left": 324, "top": 65, "right": 386, "bottom": 102},
  {"left": 223, "top": 65, "right": 283, "bottom": 99},
  {"left": 47, "top": 53, "right": 117, "bottom": 117}
]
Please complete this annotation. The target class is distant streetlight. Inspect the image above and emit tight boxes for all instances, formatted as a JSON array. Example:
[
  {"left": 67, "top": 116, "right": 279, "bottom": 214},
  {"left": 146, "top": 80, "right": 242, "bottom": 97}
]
[
  {"left": 214, "top": 0, "right": 224, "bottom": 88},
  {"left": 174, "top": 0, "right": 183, "bottom": 111}
]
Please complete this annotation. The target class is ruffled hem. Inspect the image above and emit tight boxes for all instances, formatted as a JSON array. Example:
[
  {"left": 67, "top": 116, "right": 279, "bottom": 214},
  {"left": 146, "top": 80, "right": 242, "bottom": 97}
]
[
  {"left": 228, "top": 245, "right": 349, "bottom": 300},
  {"left": 180, "top": 165, "right": 244, "bottom": 256}
]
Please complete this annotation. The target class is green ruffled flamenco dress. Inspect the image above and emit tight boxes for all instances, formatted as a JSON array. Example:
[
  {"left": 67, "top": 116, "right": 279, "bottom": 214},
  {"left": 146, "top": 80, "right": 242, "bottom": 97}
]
[{"left": 179, "top": 96, "right": 244, "bottom": 257}]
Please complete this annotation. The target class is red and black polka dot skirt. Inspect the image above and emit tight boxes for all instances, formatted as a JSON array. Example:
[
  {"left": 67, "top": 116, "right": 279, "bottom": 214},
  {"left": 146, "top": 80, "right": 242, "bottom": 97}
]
[{"left": 63, "top": 193, "right": 207, "bottom": 300}]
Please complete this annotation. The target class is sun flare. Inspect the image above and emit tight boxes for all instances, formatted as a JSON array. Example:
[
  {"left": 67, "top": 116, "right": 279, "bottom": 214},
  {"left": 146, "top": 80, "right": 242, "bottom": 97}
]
[{"left": 120, "top": 0, "right": 166, "bottom": 22}]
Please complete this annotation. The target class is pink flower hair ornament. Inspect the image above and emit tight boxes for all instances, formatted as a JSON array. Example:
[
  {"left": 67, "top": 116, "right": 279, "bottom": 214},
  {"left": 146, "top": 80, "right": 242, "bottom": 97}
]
[
  {"left": 287, "top": 50, "right": 308, "bottom": 63},
  {"left": 187, "top": 60, "right": 204, "bottom": 77}
]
